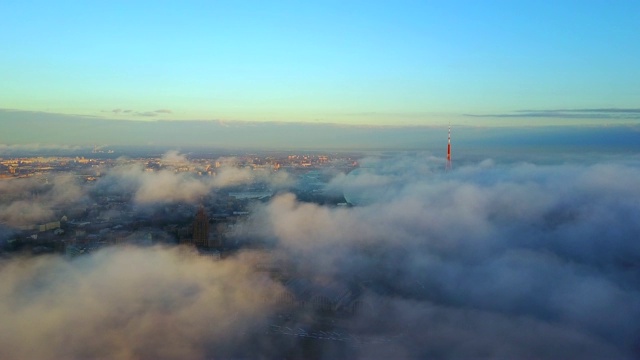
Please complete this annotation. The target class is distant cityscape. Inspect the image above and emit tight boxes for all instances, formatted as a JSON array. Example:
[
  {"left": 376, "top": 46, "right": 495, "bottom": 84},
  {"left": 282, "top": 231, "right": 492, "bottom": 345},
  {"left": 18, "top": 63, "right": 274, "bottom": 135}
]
[
  {"left": 2, "top": 147, "right": 425, "bottom": 357},
  {"left": 0, "top": 149, "right": 360, "bottom": 255}
]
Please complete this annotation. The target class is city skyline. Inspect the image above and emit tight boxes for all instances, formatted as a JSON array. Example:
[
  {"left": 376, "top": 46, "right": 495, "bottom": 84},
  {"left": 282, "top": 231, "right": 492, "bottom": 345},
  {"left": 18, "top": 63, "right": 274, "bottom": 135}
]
[{"left": 2, "top": 1, "right": 640, "bottom": 132}]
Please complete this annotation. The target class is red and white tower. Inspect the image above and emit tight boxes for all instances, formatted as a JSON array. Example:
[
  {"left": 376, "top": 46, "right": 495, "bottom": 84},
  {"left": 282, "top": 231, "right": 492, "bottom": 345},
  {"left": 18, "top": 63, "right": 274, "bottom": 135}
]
[{"left": 445, "top": 124, "right": 452, "bottom": 171}]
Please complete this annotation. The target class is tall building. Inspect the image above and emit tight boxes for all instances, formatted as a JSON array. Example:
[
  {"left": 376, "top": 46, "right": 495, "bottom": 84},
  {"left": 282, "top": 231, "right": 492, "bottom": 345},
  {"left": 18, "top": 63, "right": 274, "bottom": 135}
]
[
  {"left": 193, "top": 206, "right": 210, "bottom": 248},
  {"left": 209, "top": 223, "right": 226, "bottom": 249},
  {"left": 445, "top": 124, "right": 452, "bottom": 171}
]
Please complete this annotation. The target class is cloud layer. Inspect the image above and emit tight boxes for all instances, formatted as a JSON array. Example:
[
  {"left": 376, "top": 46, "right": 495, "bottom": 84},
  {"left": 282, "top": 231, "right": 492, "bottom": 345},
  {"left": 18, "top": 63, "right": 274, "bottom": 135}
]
[
  {"left": 3, "top": 108, "right": 640, "bottom": 150},
  {"left": 237, "top": 153, "right": 640, "bottom": 358},
  {"left": 0, "top": 246, "right": 285, "bottom": 359},
  {"left": 465, "top": 108, "right": 640, "bottom": 120},
  {"left": 0, "top": 174, "right": 86, "bottom": 226},
  {"left": 0, "top": 151, "right": 292, "bottom": 229},
  {"left": 2, "top": 152, "right": 640, "bottom": 358},
  {"left": 96, "top": 154, "right": 292, "bottom": 204}
]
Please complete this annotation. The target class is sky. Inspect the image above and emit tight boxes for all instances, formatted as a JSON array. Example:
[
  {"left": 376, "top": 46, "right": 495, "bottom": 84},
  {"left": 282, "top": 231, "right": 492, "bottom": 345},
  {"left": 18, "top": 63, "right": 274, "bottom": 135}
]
[
  {"left": 2, "top": 3, "right": 640, "bottom": 356},
  {"left": 1, "top": 0, "right": 640, "bottom": 131}
]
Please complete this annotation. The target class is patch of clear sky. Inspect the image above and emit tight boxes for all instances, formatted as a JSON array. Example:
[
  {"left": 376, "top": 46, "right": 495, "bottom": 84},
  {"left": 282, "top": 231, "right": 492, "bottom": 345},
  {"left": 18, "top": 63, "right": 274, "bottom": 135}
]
[{"left": 1, "top": 1, "right": 639, "bottom": 125}]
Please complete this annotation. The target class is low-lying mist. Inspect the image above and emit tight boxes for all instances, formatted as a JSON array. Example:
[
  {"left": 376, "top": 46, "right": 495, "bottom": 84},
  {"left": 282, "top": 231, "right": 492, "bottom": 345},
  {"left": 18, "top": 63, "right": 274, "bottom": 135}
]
[{"left": 1, "top": 151, "right": 639, "bottom": 358}]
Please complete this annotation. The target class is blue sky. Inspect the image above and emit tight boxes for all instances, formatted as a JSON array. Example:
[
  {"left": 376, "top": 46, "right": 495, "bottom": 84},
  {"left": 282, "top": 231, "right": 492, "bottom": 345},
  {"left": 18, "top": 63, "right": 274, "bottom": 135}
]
[{"left": 1, "top": 0, "right": 639, "bottom": 128}]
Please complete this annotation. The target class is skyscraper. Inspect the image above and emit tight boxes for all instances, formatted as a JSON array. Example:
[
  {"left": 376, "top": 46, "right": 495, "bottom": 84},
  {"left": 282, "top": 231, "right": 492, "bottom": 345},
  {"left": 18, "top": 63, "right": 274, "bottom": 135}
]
[
  {"left": 445, "top": 124, "right": 452, "bottom": 171},
  {"left": 193, "top": 206, "right": 210, "bottom": 248}
]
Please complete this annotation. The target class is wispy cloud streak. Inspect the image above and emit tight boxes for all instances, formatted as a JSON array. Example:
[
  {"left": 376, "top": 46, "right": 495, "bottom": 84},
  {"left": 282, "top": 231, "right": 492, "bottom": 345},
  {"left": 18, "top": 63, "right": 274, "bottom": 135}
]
[{"left": 465, "top": 108, "right": 640, "bottom": 120}]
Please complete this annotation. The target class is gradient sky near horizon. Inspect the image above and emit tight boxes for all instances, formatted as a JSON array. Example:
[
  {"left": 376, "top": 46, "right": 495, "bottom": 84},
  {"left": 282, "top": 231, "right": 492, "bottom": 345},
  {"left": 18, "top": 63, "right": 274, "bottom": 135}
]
[{"left": 1, "top": 0, "right": 639, "bottom": 126}]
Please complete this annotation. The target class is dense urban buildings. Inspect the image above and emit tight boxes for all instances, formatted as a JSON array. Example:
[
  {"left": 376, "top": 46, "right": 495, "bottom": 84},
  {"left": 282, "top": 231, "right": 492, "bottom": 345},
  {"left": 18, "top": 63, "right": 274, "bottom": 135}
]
[{"left": 0, "top": 149, "right": 358, "bottom": 256}]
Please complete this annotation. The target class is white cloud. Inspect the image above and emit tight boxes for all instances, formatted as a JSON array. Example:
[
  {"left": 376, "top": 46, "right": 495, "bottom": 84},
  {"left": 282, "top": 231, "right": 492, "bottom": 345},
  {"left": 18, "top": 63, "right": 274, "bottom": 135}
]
[
  {"left": 0, "top": 246, "right": 285, "bottom": 359},
  {"left": 235, "top": 154, "right": 640, "bottom": 357}
]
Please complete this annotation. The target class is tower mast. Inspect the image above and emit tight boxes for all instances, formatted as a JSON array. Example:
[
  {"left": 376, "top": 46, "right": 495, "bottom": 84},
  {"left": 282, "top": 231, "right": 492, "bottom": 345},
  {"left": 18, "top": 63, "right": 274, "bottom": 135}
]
[{"left": 445, "top": 124, "right": 452, "bottom": 171}]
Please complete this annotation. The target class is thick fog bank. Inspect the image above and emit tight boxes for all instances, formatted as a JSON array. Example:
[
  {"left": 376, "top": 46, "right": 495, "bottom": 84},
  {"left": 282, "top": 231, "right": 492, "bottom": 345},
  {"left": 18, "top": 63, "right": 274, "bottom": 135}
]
[
  {"left": 2, "top": 152, "right": 640, "bottom": 358},
  {"left": 0, "top": 246, "right": 285, "bottom": 359},
  {"left": 237, "top": 154, "right": 640, "bottom": 358}
]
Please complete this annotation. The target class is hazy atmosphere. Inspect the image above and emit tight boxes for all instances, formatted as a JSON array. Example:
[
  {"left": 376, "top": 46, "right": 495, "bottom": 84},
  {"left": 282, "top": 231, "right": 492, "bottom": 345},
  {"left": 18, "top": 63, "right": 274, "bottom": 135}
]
[
  {"left": 2, "top": 151, "right": 640, "bottom": 358},
  {"left": 1, "top": 1, "right": 639, "bottom": 359}
]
